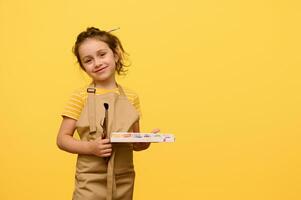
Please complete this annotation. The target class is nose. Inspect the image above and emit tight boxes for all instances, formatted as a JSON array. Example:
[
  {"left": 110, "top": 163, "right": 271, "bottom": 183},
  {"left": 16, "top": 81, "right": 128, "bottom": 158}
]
[{"left": 95, "top": 57, "right": 103, "bottom": 67}]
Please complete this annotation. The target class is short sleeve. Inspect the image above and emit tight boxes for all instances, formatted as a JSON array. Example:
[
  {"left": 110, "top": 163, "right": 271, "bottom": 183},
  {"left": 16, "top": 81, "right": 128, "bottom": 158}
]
[
  {"left": 122, "top": 87, "right": 142, "bottom": 117},
  {"left": 61, "top": 89, "right": 85, "bottom": 120}
]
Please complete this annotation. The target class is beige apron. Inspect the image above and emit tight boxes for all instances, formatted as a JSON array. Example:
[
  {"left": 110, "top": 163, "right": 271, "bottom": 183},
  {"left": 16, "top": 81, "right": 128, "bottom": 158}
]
[{"left": 72, "top": 83, "right": 139, "bottom": 200}]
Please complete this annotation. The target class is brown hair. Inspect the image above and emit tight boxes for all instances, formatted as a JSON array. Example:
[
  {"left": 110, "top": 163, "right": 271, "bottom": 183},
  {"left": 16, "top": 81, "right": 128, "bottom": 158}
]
[{"left": 73, "top": 27, "right": 129, "bottom": 75}]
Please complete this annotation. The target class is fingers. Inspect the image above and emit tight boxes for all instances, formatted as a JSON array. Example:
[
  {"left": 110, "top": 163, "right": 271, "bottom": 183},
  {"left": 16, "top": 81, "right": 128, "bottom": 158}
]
[
  {"left": 96, "top": 146, "right": 112, "bottom": 157},
  {"left": 102, "top": 153, "right": 111, "bottom": 157},
  {"left": 101, "top": 143, "right": 112, "bottom": 150},
  {"left": 151, "top": 128, "right": 160, "bottom": 133},
  {"left": 96, "top": 138, "right": 110, "bottom": 144},
  {"left": 102, "top": 138, "right": 111, "bottom": 143},
  {"left": 100, "top": 148, "right": 112, "bottom": 157},
  {"left": 96, "top": 138, "right": 112, "bottom": 149},
  {"left": 92, "top": 137, "right": 113, "bottom": 157},
  {"left": 101, "top": 148, "right": 112, "bottom": 154}
]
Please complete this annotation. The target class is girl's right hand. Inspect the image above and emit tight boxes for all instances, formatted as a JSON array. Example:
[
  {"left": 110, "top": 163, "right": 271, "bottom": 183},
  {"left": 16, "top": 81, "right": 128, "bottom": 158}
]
[{"left": 89, "top": 137, "right": 112, "bottom": 157}]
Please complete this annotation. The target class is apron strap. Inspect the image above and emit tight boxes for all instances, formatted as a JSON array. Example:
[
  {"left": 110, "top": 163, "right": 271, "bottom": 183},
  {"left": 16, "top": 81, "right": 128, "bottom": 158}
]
[
  {"left": 106, "top": 152, "right": 116, "bottom": 200},
  {"left": 86, "top": 82, "right": 117, "bottom": 200},
  {"left": 87, "top": 84, "right": 97, "bottom": 134}
]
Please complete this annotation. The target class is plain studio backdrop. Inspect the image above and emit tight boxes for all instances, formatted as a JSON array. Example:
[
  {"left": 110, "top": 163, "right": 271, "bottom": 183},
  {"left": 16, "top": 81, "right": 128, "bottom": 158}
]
[{"left": 0, "top": 0, "right": 300, "bottom": 199}]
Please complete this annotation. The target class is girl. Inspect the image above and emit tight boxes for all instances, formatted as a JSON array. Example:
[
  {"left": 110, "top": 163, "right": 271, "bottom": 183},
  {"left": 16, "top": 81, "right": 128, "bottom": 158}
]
[{"left": 57, "top": 27, "right": 159, "bottom": 200}]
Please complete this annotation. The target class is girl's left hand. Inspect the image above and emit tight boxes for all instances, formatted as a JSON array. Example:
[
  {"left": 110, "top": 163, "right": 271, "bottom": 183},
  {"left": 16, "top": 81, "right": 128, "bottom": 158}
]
[{"left": 133, "top": 128, "right": 160, "bottom": 151}]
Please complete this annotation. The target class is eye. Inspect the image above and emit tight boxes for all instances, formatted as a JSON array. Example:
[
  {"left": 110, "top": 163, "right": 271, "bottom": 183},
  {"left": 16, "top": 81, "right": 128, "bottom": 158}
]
[
  {"left": 99, "top": 52, "right": 106, "bottom": 57},
  {"left": 83, "top": 59, "right": 92, "bottom": 64}
]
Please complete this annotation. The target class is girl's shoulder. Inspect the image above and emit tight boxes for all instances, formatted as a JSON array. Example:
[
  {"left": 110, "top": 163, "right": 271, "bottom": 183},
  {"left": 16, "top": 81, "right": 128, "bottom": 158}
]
[
  {"left": 120, "top": 86, "right": 141, "bottom": 115},
  {"left": 70, "top": 86, "right": 88, "bottom": 101},
  {"left": 72, "top": 86, "right": 87, "bottom": 95},
  {"left": 70, "top": 84, "right": 140, "bottom": 102},
  {"left": 121, "top": 86, "right": 139, "bottom": 97},
  {"left": 120, "top": 86, "right": 140, "bottom": 103},
  {"left": 61, "top": 86, "right": 87, "bottom": 120}
]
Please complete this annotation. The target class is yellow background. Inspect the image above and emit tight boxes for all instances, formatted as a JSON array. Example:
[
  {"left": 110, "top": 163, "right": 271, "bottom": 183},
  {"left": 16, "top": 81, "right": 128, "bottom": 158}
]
[{"left": 1, "top": 0, "right": 300, "bottom": 199}]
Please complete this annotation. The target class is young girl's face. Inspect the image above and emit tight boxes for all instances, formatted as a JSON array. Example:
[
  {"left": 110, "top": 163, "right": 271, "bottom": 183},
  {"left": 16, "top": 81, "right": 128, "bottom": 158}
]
[{"left": 78, "top": 38, "right": 119, "bottom": 83}]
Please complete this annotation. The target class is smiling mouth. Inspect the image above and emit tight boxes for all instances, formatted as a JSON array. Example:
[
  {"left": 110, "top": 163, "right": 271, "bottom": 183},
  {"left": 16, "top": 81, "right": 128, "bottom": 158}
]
[{"left": 94, "top": 66, "right": 108, "bottom": 73}]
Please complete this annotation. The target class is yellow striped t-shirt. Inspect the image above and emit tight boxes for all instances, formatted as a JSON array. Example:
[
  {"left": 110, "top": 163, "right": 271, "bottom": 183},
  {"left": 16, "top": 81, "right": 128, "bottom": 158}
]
[{"left": 62, "top": 86, "right": 141, "bottom": 120}]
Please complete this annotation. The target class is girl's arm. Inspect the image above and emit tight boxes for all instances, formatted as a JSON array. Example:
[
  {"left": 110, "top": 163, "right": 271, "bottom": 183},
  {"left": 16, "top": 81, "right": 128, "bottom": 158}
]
[
  {"left": 132, "top": 121, "right": 160, "bottom": 151},
  {"left": 56, "top": 117, "right": 112, "bottom": 157}
]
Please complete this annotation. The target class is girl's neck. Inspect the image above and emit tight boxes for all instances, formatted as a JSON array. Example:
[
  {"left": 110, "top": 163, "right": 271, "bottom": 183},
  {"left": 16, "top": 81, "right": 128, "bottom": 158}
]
[{"left": 93, "top": 77, "right": 118, "bottom": 90}]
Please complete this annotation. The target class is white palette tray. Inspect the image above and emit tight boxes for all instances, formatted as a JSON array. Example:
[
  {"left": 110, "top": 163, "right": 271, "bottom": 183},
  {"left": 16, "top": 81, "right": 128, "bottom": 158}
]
[{"left": 110, "top": 132, "right": 175, "bottom": 143}]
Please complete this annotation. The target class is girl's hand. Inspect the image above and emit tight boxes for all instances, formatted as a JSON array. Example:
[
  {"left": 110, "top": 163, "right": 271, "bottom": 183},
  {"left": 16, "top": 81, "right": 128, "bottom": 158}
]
[
  {"left": 133, "top": 128, "right": 160, "bottom": 151},
  {"left": 89, "top": 137, "right": 112, "bottom": 157}
]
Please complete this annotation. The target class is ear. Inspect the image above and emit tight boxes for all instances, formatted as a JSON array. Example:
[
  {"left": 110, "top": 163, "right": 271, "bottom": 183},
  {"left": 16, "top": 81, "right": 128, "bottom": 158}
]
[{"left": 114, "top": 52, "right": 120, "bottom": 63}]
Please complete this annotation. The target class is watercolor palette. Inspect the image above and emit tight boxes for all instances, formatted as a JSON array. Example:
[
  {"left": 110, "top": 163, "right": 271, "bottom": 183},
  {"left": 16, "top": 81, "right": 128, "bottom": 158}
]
[{"left": 110, "top": 132, "right": 175, "bottom": 143}]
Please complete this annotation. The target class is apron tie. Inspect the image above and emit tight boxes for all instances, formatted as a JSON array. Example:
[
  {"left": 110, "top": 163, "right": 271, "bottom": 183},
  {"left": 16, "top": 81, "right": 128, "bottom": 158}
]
[
  {"left": 106, "top": 152, "right": 116, "bottom": 200},
  {"left": 87, "top": 83, "right": 127, "bottom": 200}
]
